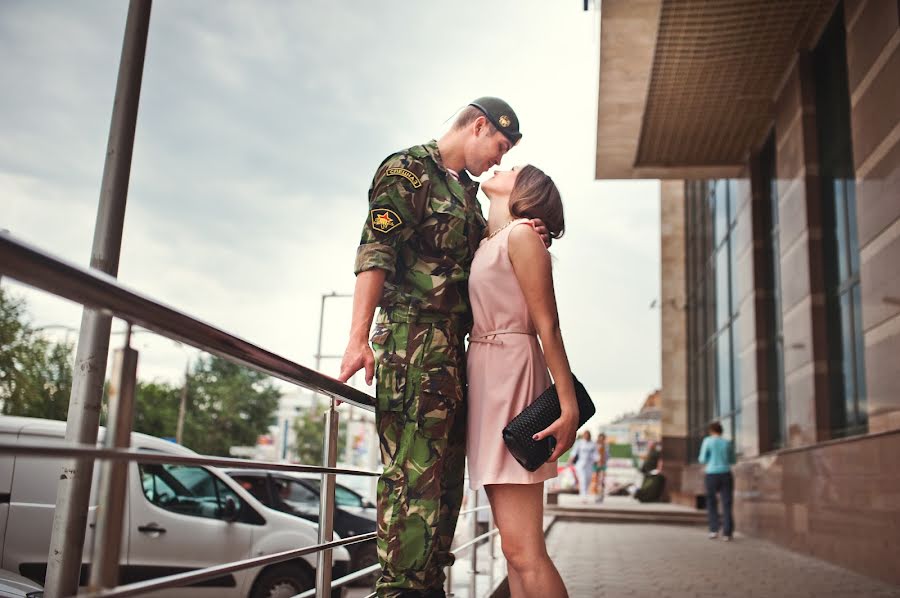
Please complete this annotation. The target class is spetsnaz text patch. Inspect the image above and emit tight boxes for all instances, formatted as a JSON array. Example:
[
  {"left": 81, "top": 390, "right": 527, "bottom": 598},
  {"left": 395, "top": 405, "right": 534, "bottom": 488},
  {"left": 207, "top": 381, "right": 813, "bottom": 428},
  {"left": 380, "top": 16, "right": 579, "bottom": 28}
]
[
  {"left": 370, "top": 208, "right": 403, "bottom": 234},
  {"left": 385, "top": 167, "right": 422, "bottom": 189}
]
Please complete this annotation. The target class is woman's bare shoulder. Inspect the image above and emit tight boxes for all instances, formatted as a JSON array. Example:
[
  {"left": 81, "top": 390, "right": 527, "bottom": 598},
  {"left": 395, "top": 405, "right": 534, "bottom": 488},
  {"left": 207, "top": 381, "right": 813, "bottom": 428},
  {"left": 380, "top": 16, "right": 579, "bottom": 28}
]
[{"left": 508, "top": 220, "right": 545, "bottom": 250}]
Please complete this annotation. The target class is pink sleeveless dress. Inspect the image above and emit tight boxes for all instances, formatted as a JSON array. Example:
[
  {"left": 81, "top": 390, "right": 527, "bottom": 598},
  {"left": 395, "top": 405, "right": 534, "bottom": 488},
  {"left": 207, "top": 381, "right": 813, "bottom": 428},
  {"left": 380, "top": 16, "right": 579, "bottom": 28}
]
[{"left": 466, "top": 219, "right": 557, "bottom": 490}]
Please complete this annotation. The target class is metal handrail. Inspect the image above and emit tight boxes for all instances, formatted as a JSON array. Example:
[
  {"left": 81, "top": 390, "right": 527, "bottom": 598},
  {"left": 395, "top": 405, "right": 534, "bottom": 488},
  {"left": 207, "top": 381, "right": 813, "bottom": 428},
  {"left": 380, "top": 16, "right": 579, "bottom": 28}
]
[
  {"left": 294, "top": 561, "right": 381, "bottom": 598},
  {"left": 452, "top": 528, "right": 499, "bottom": 555},
  {"left": 0, "top": 231, "right": 380, "bottom": 597},
  {"left": 0, "top": 233, "right": 374, "bottom": 410},
  {"left": 293, "top": 522, "right": 502, "bottom": 598},
  {"left": 0, "top": 442, "right": 379, "bottom": 477},
  {"left": 78, "top": 534, "right": 375, "bottom": 598},
  {"left": 458, "top": 505, "right": 492, "bottom": 516}
]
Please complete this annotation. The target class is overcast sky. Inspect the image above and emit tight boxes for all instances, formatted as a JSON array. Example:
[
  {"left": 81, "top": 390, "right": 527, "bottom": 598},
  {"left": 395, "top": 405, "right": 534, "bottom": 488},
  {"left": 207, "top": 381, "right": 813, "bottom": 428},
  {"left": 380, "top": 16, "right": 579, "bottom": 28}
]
[{"left": 1, "top": 1, "right": 661, "bottom": 426}]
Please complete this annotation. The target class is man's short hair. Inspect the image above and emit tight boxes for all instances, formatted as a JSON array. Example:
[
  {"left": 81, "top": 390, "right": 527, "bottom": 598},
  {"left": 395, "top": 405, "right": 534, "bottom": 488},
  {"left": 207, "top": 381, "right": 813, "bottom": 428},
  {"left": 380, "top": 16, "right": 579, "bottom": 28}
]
[
  {"left": 709, "top": 421, "right": 723, "bottom": 435},
  {"left": 452, "top": 105, "right": 498, "bottom": 134}
]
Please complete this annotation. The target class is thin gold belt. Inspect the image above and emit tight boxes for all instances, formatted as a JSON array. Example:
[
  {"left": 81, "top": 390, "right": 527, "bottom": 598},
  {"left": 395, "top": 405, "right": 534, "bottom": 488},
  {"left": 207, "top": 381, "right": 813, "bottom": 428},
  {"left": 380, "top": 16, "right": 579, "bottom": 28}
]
[{"left": 469, "top": 329, "right": 536, "bottom": 345}]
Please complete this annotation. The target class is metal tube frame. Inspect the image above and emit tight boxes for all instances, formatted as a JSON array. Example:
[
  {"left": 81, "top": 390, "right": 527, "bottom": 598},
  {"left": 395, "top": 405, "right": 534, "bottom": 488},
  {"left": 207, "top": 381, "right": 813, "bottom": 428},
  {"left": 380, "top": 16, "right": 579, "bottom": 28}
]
[
  {"left": 45, "top": 2, "right": 151, "bottom": 594},
  {"left": 315, "top": 402, "right": 340, "bottom": 598},
  {"left": 88, "top": 334, "right": 139, "bottom": 590},
  {"left": 0, "top": 443, "right": 379, "bottom": 477},
  {"left": 0, "top": 234, "right": 373, "bottom": 410},
  {"left": 78, "top": 533, "right": 373, "bottom": 598},
  {"left": 469, "top": 489, "right": 478, "bottom": 598}
]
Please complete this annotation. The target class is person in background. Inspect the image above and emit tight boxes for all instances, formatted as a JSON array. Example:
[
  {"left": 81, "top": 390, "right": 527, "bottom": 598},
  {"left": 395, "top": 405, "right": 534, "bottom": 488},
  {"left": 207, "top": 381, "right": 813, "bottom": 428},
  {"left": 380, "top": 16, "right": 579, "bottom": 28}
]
[
  {"left": 699, "top": 421, "right": 736, "bottom": 541},
  {"left": 590, "top": 433, "right": 608, "bottom": 501},
  {"left": 568, "top": 430, "right": 599, "bottom": 502}
]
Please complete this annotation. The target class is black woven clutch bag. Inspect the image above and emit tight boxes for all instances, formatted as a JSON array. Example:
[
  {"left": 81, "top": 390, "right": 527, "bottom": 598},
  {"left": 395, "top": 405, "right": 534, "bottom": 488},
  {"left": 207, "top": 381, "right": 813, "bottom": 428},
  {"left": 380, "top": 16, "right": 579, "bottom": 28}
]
[{"left": 502, "top": 375, "right": 596, "bottom": 472}]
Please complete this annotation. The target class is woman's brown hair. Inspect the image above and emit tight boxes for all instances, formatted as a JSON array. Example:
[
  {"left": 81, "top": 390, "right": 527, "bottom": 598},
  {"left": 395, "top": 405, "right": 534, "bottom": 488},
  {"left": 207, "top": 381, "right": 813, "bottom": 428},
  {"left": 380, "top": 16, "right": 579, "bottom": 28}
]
[{"left": 509, "top": 165, "right": 565, "bottom": 239}]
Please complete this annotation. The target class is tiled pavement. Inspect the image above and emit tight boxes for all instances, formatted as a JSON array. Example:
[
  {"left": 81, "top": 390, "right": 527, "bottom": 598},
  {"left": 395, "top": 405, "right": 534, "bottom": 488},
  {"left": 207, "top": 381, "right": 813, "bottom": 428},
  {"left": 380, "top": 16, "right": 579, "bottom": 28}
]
[
  {"left": 546, "top": 521, "right": 900, "bottom": 598},
  {"left": 347, "top": 495, "right": 900, "bottom": 597}
]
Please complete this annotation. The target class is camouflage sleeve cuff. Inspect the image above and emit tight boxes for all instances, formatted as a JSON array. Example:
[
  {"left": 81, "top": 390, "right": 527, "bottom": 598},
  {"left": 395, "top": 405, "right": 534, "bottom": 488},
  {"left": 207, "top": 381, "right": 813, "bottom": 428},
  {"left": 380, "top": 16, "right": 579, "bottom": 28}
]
[{"left": 354, "top": 243, "right": 397, "bottom": 277}]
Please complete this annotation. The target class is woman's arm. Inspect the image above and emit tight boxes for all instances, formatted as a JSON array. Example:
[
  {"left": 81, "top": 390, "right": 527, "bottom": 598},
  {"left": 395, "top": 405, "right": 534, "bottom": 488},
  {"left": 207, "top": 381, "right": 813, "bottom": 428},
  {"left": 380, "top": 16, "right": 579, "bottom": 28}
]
[
  {"left": 508, "top": 223, "right": 578, "bottom": 462},
  {"left": 698, "top": 437, "right": 709, "bottom": 464}
]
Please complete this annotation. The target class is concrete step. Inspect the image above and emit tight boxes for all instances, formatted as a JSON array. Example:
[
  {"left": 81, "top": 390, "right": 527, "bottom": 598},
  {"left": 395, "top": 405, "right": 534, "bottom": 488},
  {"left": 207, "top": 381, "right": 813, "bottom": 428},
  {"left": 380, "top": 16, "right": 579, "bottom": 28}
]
[{"left": 546, "top": 506, "right": 706, "bottom": 526}]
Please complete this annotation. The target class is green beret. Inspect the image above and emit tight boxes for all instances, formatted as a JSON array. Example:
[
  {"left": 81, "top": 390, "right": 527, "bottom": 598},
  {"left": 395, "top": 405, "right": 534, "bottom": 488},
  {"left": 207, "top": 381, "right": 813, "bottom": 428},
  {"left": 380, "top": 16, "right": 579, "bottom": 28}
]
[{"left": 468, "top": 96, "right": 521, "bottom": 144}]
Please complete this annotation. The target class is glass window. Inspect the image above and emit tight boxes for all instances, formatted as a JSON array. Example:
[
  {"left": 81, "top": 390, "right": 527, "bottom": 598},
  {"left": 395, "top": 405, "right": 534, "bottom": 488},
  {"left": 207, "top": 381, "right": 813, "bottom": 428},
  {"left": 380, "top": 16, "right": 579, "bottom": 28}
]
[
  {"left": 139, "top": 464, "right": 243, "bottom": 520},
  {"left": 714, "top": 181, "right": 729, "bottom": 244},
  {"left": 834, "top": 182, "right": 850, "bottom": 283},
  {"left": 731, "top": 314, "right": 742, "bottom": 403},
  {"left": 716, "top": 244, "right": 731, "bottom": 330},
  {"left": 716, "top": 330, "right": 732, "bottom": 417},
  {"left": 847, "top": 183, "right": 860, "bottom": 277},
  {"left": 686, "top": 178, "right": 742, "bottom": 458},
  {"left": 814, "top": 2, "right": 867, "bottom": 438},
  {"left": 728, "top": 180, "right": 740, "bottom": 225},
  {"left": 273, "top": 477, "right": 320, "bottom": 516},
  {"left": 334, "top": 486, "right": 363, "bottom": 508},
  {"left": 758, "top": 133, "right": 785, "bottom": 450},
  {"left": 232, "top": 475, "right": 270, "bottom": 505}
]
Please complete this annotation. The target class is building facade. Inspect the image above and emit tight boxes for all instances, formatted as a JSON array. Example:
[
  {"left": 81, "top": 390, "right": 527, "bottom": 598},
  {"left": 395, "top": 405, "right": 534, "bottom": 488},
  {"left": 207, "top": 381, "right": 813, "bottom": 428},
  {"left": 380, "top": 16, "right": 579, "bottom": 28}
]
[{"left": 597, "top": 0, "right": 899, "bottom": 584}]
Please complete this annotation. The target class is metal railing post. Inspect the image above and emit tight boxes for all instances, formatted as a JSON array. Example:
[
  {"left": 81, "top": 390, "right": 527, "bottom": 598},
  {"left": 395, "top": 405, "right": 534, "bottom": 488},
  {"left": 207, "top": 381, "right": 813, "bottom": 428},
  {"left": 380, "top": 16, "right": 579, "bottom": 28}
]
[
  {"left": 468, "top": 490, "right": 478, "bottom": 597},
  {"left": 44, "top": 2, "right": 151, "bottom": 595},
  {"left": 315, "top": 401, "right": 340, "bottom": 598},
  {"left": 89, "top": 329, "right": 139, "bottom": 590},
  {"left": 445, "top": 564, "right": 453, "bottom": 597},
  {"left": 488, "top": 508, "right": 496, "bottom": 593}
]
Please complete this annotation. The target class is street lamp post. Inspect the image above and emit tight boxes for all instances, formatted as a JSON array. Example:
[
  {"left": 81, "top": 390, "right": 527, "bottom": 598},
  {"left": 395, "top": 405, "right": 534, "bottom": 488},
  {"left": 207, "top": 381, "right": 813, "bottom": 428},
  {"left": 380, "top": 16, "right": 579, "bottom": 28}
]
[{"left": 312, "top": 291, "right": 352, "bottom": 412}]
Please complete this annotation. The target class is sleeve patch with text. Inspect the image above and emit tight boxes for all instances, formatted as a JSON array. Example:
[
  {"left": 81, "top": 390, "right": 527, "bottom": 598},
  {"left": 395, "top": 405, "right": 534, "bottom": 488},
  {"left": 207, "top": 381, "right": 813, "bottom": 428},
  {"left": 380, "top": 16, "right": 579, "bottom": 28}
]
[
  {"left": 370, "top": 208, "right": 403, "bottom": 233},
  {"left": 385, "top": 167, "right": 422, "bottom": 188}
]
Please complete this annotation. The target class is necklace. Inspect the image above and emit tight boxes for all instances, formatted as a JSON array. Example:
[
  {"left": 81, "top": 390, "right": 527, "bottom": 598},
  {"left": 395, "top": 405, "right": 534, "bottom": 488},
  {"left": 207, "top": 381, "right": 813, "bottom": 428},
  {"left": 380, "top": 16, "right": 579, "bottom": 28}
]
[{"left": 486, "top": 219, "right": 516, "bottom": 240}]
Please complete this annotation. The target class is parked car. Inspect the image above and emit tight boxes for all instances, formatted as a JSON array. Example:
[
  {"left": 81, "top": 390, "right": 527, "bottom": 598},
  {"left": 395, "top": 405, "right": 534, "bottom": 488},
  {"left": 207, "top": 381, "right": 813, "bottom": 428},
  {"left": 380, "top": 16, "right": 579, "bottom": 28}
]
[
  {"left": 223, "top": 469, "right": 377, "bottom": 584},
  {"left": 0, "top": 569, "right": 42, "bottom": 598},
  {"left": 0, "top": 417, "right": 349, "bottom": 598}
]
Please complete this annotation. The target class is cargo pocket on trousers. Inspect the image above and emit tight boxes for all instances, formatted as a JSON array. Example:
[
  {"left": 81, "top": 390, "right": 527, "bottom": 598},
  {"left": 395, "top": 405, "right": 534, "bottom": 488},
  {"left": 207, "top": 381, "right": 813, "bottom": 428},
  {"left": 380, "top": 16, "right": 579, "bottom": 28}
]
[
  {"left": 417, "top": 371, "right": 462, "bottom": 438},
  {"left": 371, "top": 325, "right": 407, "bottom": 413}
]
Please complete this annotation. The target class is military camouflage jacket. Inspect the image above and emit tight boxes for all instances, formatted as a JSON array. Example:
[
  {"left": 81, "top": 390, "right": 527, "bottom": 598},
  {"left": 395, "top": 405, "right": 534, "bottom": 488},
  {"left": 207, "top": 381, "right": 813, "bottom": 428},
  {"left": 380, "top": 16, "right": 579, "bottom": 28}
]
[{"left": 354, "top": 140, "right": 487, "bottom": 320}]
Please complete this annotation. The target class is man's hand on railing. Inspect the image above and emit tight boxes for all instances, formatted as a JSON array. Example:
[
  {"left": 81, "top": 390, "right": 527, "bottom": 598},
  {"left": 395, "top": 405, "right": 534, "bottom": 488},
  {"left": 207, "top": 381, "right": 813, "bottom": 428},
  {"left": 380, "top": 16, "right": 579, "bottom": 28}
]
[{"left": 338, "top": 338, "right": 375, "bottom": 385}]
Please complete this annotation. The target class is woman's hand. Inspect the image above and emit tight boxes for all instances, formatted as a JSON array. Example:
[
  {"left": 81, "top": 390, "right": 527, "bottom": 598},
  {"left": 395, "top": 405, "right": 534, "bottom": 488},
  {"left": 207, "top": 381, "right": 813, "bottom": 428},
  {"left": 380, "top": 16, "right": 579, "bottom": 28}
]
[
  {"left": 529, "top": 217, "right": 552, "bottom": 248},
  {"left": 533, "top": 410, "right": 579, "bottom": 463}
]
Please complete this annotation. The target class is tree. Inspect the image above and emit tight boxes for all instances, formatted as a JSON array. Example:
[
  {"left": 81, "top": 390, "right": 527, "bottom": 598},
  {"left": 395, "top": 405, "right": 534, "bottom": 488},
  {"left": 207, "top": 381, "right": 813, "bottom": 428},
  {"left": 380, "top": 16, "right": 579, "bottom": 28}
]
[
  {"left": 132, "top": 381, "right": 180, "bottom": 439},
  {"left": 0, "top": 288, "right": 74, "bottom": 420},
  {"left": 0, "top": 289, "right": 281, "bottom": 455},
  {"left": 291, "top": 406, "right": 347, "bottom": 465},
  {"left": 180, "top": 355, "right": 281, "bottom": 456}
]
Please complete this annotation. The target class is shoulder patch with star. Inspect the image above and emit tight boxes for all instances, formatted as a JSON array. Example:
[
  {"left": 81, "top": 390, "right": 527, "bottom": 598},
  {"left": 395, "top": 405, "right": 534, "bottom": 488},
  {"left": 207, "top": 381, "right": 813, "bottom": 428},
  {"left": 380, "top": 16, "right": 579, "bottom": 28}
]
[{"left": 370, "top": 208, "right": 403, "bottom": 233}]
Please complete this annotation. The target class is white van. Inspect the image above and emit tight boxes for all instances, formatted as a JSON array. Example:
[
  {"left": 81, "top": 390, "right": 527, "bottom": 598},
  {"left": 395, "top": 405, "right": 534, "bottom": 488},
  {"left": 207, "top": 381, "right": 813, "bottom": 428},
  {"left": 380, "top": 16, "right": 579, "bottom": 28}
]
[{"left": 0, "top": 417, "right": 349, "bottom": 598}]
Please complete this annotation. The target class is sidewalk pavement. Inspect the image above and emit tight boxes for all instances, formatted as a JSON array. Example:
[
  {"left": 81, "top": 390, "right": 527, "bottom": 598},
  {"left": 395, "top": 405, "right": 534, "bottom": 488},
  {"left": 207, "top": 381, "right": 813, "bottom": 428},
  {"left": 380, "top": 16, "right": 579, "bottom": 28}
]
[{"left": 547, "top": 521, "right": 900, "bottom": 598}]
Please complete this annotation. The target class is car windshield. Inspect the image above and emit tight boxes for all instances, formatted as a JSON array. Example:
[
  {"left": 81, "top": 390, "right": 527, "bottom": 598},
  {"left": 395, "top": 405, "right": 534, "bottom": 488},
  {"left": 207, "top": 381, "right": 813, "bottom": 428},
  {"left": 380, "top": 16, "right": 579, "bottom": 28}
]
[
  {"left": 301, "top": 479, "right": 363, "bottom": 508},
  {"left": 274, "top": 478, "right": 319, "bottom": 515}
]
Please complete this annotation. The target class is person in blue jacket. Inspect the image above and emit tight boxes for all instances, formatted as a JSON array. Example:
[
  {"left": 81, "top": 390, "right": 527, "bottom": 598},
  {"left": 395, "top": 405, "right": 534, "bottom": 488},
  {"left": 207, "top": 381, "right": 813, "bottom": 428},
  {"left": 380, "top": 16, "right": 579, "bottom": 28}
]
[{"left": 698, "top": 421, "right": 736, "bottom": 540}]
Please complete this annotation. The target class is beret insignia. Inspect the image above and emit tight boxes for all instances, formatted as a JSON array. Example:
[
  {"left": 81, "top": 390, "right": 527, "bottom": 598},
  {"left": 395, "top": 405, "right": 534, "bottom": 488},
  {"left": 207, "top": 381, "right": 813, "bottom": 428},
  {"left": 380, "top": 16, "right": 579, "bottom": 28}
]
[
  {"left": 385, "top": 167, "right": 422, "bottom": 189},
  {"left": 498, "top": 115, "right": 511, "bottom": 128},
  {"left": 370, "top": 208, "right": 403, "bottom": 233}
]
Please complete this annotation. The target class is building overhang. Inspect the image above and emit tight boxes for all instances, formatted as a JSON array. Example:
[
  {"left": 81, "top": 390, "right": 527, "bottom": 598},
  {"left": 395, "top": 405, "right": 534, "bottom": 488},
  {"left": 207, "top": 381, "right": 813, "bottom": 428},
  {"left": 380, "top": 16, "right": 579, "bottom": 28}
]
[{"left": 595, "top": 0, "right": 837, "bottom": 180}]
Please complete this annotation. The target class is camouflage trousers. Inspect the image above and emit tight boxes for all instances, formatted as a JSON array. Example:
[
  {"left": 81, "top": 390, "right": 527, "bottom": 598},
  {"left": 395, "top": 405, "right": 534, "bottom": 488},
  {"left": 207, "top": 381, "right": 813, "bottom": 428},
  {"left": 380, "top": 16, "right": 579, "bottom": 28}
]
[{"left": 370, "top": 311, "right": 466, "bottom": 597}]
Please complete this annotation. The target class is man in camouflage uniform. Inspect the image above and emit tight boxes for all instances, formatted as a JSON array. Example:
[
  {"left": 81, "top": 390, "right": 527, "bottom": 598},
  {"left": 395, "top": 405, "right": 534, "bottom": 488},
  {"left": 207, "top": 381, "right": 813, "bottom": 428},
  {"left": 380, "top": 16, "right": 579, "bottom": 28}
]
[{"left": 338, "top": 98, "right": 525, "bottom": 597}]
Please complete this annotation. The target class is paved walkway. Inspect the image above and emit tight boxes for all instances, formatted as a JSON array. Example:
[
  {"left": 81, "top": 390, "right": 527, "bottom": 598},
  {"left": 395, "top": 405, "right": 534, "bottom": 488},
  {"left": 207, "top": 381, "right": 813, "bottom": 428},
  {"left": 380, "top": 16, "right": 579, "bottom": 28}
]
[{"left": 547, "top": 521, "right": 900, "bottom": 598}]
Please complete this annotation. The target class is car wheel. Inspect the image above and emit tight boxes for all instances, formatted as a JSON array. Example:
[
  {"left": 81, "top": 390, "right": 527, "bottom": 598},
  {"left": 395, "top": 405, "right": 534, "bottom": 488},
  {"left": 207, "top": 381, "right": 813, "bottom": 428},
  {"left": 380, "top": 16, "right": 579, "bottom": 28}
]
[{"left": 250, "top": 563, "right": 314, "bottom": 598}]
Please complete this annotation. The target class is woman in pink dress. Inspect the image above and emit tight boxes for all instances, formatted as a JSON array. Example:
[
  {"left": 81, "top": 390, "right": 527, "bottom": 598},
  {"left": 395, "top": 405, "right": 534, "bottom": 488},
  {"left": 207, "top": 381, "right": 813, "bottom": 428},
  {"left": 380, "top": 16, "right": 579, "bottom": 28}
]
[{"left": 467, "top": 165, "right": 578, "bottom": 598}]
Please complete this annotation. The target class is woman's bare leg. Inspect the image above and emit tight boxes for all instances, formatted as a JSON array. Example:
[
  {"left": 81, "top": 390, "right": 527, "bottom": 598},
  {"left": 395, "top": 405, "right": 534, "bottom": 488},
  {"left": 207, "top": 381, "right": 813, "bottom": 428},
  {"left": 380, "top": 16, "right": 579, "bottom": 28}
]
[{"left": 485, "top": 483, "right": 568, "bottom": 598}]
